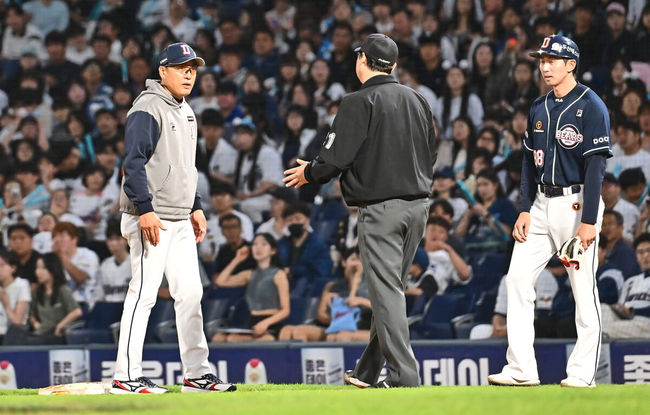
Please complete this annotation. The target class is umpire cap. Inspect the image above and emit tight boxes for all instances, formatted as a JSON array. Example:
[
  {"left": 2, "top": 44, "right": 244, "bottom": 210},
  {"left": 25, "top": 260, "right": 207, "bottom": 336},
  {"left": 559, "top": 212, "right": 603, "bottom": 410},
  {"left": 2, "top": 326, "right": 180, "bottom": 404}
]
[
  {"left": 529, "top": 34, "right": 579, "bottom": 64},
  {"left": 354, "top": 33, "right": 398, "bottom": 66}
]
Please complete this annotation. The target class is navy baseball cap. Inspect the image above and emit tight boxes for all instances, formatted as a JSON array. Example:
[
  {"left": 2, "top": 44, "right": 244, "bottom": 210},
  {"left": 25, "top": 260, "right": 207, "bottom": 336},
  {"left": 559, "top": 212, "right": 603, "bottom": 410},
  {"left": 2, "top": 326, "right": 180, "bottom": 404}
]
[
  {"left": 354, "top": 33, "right": 398, "bottom": 66},
  {"left": 529, "top": 34, "right": 580, "bottom": 64},
  {"left": 158, "top": 42, "right": 205, "bottom": 67}
]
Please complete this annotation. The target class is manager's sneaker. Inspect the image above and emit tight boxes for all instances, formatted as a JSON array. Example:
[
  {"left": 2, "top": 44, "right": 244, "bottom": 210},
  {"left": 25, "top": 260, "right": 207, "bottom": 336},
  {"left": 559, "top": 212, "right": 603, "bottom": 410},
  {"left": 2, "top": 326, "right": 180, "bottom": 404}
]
[
  {"left": 488, "top": 372, "right": 540, "bottom": 386},
  {"left": 182, "top": 373, "right": 237, "bottom": 392},
  {"left": 344, "top": 370, "right": 370, "bottom": 389},
  {"left": 111, "top": 377, "right": 169, "bottom": 394},
  {"left": 560, "top": 377, "right": 596, "bottom": 388},
  {"left": 369, "top": 380, "right": 392, "bottom": 388}
]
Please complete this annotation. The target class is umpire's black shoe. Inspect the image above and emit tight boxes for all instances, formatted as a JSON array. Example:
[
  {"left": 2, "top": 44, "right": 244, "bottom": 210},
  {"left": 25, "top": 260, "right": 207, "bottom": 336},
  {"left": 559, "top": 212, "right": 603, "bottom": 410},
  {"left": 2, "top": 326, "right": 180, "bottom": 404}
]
[
  {"left": 344, "top": 370, "right": 370, "bottom": 389},
  {"left": 369, "top": 380, "right": 391, "bottom": 388}
]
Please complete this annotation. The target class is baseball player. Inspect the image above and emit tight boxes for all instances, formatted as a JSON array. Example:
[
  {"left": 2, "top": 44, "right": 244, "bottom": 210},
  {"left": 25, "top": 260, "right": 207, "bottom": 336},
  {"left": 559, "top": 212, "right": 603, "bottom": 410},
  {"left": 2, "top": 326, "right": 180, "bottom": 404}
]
[
  {"left": 112, "top": 43, "right": 235, "bottom": 394},
  {"left": 488, "top": 35, "right": 612, "bottom": 388}
]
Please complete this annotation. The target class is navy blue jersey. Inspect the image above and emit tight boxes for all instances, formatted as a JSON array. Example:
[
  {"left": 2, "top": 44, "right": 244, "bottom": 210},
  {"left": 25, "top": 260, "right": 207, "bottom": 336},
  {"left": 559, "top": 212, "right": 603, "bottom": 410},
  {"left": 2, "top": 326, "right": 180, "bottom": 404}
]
[{"left": 523, "top": 83, "right": 613, "bottom": 186}]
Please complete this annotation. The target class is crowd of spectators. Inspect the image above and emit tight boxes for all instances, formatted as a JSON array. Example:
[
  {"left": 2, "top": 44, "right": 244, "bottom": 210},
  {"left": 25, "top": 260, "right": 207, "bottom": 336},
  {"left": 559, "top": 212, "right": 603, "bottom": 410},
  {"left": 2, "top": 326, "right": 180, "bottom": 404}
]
[{"left": 0, "top": 0, "right": 649, "bottom": 344}]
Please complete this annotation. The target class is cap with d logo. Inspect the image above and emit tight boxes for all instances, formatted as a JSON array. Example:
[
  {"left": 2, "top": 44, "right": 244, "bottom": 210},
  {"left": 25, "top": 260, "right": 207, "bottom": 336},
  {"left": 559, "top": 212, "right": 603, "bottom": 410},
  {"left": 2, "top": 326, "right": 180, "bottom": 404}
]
[{"left": 159, "top": 42, "right": 205, "bottom": 67}]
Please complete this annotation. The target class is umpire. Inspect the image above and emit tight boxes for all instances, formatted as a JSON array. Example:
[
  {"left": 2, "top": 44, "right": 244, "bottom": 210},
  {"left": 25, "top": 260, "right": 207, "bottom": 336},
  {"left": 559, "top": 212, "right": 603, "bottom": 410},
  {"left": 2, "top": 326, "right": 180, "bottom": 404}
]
[{"left": 284, "top": 34, "right": 437, "bottom": 388}]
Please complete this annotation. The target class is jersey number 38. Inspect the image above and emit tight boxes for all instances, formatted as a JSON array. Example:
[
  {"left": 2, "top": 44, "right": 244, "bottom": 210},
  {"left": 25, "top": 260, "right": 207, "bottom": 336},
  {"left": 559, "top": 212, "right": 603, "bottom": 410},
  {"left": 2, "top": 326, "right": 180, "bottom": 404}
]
[{"left": 534, "top": 149, "right": 544, "bottom": 167}]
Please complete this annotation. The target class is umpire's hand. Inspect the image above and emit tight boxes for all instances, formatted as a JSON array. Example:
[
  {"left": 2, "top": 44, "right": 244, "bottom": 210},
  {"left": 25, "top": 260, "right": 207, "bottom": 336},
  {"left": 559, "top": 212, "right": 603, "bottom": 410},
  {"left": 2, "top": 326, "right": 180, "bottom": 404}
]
[
  {"left": 140, "top": 212, "right": 167, "bottom": 246},
  {"left": 283, "top": 159, "right": 310, "bottom": 188}
]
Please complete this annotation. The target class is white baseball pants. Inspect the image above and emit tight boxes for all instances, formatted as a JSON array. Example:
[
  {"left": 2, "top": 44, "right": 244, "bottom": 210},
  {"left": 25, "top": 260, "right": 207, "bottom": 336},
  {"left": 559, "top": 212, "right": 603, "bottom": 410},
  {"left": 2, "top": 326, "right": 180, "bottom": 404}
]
[
  {"left": 114, "top": 213, "right": 211, "bottom": 380},
  {"left": 502, "top": 189, "right": 603, "bottom": 385}
]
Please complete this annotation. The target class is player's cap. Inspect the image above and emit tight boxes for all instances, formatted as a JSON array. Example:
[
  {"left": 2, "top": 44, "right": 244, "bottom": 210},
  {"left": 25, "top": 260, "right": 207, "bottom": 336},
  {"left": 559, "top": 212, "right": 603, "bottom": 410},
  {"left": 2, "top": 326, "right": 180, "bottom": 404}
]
[
  {"left": 354, "top": 33, "right": 398, "bottom": 66},
  {"left": 433, "top": 167, "right": 455, "bottom": 180},
  {"left": 605, "top": 2, "right": 625, "bottom": 15},
  {"left": 268, "top": 186, "right": 297, "bottom": 203},
  {"left": 529, "top": 34, "right": 580, "bottom": 63},
  {"left": 159, "top": 42, "right": 205, "bottom": 67},
  {"left": 603, "top": 173, "right": 619, "bottom": 185},
  {"left": 233, "top": 117, "right": 257, "bottom": 132}
]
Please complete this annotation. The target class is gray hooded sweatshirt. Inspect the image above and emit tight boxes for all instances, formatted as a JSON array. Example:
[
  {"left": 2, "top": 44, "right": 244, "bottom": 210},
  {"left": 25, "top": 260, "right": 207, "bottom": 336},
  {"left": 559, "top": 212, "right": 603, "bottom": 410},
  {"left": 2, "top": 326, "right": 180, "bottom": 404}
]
[{"left": 120, "top": 79, "right": 201, "bottom": 220}]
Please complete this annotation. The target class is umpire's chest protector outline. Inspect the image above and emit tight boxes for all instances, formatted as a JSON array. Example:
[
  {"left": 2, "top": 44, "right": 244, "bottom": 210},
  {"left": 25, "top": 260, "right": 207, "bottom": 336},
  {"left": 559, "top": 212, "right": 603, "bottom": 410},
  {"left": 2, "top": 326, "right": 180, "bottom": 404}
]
[{"left": 526, "top": 84, "right": 611, "bottom": 187}]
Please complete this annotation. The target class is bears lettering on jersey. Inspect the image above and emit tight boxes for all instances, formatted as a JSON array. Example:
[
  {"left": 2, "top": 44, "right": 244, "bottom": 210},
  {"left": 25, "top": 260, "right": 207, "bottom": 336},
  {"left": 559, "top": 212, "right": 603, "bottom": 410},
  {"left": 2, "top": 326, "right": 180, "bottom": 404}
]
[{"left": 555, "top": 124, "right": 583, "bottom": 149}]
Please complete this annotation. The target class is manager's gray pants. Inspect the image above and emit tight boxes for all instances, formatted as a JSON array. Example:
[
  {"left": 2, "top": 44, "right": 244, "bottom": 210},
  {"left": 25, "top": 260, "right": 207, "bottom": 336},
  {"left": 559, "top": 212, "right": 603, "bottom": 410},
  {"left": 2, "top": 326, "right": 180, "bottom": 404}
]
[{"left": 352, "top": 197, "right": 429, "bottom": 387}]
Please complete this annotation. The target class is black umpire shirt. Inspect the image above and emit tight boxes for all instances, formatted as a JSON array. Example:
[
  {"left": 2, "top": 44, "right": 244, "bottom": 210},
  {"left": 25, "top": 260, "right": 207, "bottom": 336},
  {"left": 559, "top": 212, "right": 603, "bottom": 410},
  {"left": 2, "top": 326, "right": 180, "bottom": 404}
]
[{"left": 305, "top": 74, "right": 437, "bottom": 206}]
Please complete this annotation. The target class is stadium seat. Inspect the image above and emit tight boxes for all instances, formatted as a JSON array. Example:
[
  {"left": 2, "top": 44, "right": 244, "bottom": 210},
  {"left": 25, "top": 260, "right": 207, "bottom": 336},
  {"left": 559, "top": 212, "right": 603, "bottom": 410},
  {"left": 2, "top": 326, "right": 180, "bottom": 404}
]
[
  {"left": 66, "top": 302, "right": 125, "bottom": 345},
  {"left": 468, "top": 253, "right": 509, "bottom": 293},
  {"left": 410, "top": 294, "right": 470, "bottom": 339},
  {"left": 226, "top": 298, "right": 251, "bottom": 329},
  {"left": 145, "top": 300, "right": 176, "bottom": 343},
  {"left": 284, "top": 297, "right": 320, "bottom": 326}
]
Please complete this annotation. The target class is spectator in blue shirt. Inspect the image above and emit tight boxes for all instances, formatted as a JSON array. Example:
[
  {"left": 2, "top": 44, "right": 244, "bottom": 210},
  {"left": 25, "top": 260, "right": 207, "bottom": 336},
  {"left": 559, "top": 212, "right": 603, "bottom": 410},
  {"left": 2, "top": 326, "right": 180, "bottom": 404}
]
[
  {"left": 602, "top": 209, "right": 641, "bottom": 278},
  {"left": 278, "top": 202, "right": 332, "bottom": 288},
  {"left": 242, "top": 27, "right": 280, "bottom": 82}
]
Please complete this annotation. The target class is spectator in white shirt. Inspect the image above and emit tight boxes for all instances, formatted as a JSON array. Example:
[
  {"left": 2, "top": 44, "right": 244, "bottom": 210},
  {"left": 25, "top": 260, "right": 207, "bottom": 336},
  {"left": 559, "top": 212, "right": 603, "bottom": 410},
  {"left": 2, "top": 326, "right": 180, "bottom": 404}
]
[
  {"left": 257, "top": 187, "right": 297, "bottom": 240},
  {"left": 0, "top": 250, "right": 31, "bottom": 343},
  {"left": 48, "top": 189, "right": 84, "bottom": 227},
  {"left": 1, "top": 4, "right": 46, "bottom": 61},
  {"left": 607, "top": 120, "right": 650, "bottom": 180},
  {"left": 97, "top": 221, "right": 130, "bottom": 303},
  {"left": 602, "top": 173, "right": 640, "bottom": 243},
  {"left": 65, "top": 24, "right": 94, "bottom": 66},
  {"left": 196, "top": 109, "right": 237, "bottom": 183},
  {"left": 200, "top": 181, "right": 254, "bottom": 266},
  {"left": 232, "top": 118, "right": 284, "bottom": 223},
  {"left": 163, "top": 0, "right": 198, "bottom": 44},
  {"left": 397, "top": 61, "right": 439, "bottom": 114},
  {"left": 51, "top": 221, "right": 99, "bottom": 309}
]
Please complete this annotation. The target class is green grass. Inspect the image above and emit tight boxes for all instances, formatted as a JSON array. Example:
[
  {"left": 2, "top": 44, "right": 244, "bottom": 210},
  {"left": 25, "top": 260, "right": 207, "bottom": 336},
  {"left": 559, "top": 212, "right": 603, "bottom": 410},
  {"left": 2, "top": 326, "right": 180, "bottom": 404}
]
[{"left": 0, "top": 384, "right": 648, "bottom": 415}]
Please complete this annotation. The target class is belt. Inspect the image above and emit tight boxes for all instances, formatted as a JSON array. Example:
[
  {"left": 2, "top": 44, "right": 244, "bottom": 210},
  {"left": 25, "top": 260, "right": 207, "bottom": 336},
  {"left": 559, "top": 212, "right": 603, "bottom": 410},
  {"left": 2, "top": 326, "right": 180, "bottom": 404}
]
[{"left": 538, "top": 184, "right": 582, "bottom": 198}]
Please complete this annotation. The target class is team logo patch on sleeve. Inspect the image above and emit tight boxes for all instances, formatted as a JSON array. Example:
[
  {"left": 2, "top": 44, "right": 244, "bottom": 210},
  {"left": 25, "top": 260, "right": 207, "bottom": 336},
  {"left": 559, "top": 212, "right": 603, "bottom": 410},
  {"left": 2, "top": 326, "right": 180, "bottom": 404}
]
[
  {"left": 534, "top": 121, "right": 544, "bottom": 133},
  {"left": 572, "top": 202, "right": 581, "bottom": 211},
  {"left": 576, "top": 109, "right": 583, "bottom": 117},
  {"left": 555, "top": 124, "right": 583, "bottom": 149},
  {"left": 324, "top": 132, "right": 336, "bottom": 149}
]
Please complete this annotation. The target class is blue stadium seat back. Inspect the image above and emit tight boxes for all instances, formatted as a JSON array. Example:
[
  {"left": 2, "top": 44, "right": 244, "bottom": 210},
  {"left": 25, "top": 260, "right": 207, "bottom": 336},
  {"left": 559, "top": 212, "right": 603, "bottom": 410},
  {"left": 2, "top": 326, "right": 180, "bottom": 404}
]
[
  {"left": 284, "top": 297, "right": 309, "bottom": 326},
  {"left": 309, "top": 277, "right": 334, "bottom": 297},
  {"left": 159, "top": 326, "right": 178, "bottom": 343},
  {"left": 423, "top": 293, "right": 470, "bottom": 323},
  {"left": 303, "top": 297, "right": 320, "bottom": 324},
  {"left": 145, "top": 300, "right": 175, "bottom": 343},
  {"left": 66, "top": 329, "right": 114, "bottom": 344},
  {"left": 201, "top": 298, "right": 231, "bottom": 321},
  {"left": 226, "top": 298, "right": 251, "bottom": 329},
  {"left": 454, "top": 322, "right": 478, "bottom": 339},
  {"left": 85, "top": 302, "right": 125, "bottom": 329},
  {"left": 209, "top": 286, "right": 246, "bottom": 300},
  {"left": 406, "top": 295, "right": 428, "bottom": 316},
  {"left": 469, "top": 253, "right": 509, "bottom": 292},
  {"left": 291, "top": 277, "right": 310, "bottom": 298},
  {"left": 473, "top": 291, "right": 498, "bottom": 324},
  {"left": 420, "top": 322, "right": 455, "bottom": 339}
]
